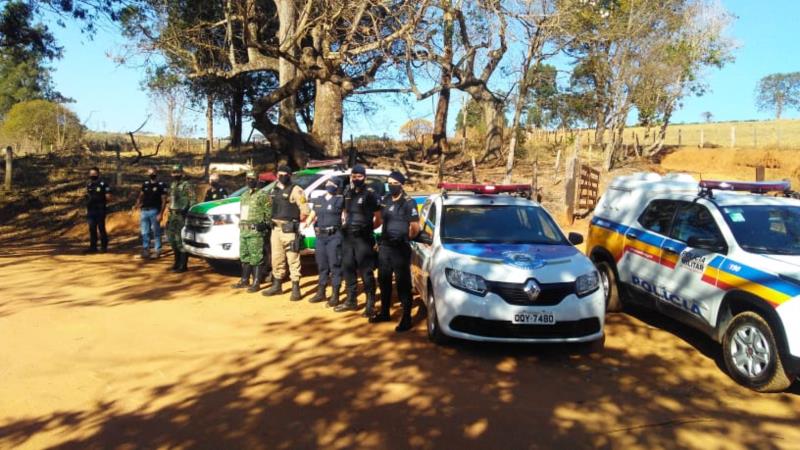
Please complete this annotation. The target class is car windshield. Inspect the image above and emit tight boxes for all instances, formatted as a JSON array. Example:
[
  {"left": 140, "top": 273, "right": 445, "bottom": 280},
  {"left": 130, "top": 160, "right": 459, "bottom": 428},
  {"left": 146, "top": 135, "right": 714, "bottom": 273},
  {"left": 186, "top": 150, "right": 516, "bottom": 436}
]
[
  {"left": 721, "top": 205, "right": 800, "bottom": 255},
  {"left": 441, "top": 205, "right": 566, "bottom": 245},
  {"left": 229, "top": 173, "right": 322, "bottom": 197}
]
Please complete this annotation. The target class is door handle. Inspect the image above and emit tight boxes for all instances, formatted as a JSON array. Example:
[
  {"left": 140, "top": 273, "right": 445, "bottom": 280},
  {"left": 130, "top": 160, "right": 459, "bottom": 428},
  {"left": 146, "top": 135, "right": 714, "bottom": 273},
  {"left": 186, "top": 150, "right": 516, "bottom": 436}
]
[
  {"left": 625, "top": 232, "right": 638, "bottom": 241},
  {"left": 663, "top": 246, "right": 680, "bottom": 254}
]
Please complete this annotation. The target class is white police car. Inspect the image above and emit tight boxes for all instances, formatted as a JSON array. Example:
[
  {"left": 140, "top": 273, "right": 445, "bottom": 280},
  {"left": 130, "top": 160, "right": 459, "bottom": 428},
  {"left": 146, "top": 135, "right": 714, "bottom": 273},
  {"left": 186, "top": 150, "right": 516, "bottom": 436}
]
[
  {"left": 411, "top": 183, "right": 605, "bottom": 346},
  {"left": 182, "top": 165, "right": 391, "bottom": 262},
  {"left": 587, "top": 173, "right": 800, "bottom": 391}
]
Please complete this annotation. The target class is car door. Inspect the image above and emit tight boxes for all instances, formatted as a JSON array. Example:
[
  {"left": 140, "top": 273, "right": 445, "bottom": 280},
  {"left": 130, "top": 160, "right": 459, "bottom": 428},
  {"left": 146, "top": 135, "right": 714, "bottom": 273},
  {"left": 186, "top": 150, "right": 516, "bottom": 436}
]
[
  {"left": 660, "top": 201, "right": 728, "bottom": 326},
  {"left": 620, "top": 199, "right": 684, "bottom": 293},
  {"left": 411, "top": 198, "right": 437, "bottom": 297}
]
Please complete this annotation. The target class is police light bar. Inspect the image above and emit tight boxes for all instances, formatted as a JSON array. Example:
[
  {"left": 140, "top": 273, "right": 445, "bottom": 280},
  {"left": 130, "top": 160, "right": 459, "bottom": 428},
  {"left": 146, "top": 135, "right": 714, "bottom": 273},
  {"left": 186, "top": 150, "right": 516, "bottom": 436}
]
[
  {"left": 699, "top": 179, "right": 791, "bottom": 194},
  {"left": 437, "top": 183, "right": 533, "bottom": 194},
  {"left": 306, "top": 158, "right": 345, "bottom": 169},
  {"left": 258, "top": 171, "right": 276, "bottom": 182}
]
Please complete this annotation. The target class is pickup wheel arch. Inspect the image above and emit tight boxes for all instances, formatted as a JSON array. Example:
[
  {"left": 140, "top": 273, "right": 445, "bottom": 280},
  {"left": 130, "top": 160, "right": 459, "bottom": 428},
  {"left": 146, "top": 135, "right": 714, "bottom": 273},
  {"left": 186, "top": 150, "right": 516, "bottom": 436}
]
[{"left": 715, "top": 291, "right": 790, "bottom": 355}]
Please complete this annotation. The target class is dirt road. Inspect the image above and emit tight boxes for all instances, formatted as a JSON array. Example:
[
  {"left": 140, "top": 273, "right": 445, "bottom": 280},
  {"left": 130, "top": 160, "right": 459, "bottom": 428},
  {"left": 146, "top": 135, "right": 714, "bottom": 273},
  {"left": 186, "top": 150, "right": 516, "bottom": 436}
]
[{"left": 1, "top": 240, "right": 799, "bottom": 450}]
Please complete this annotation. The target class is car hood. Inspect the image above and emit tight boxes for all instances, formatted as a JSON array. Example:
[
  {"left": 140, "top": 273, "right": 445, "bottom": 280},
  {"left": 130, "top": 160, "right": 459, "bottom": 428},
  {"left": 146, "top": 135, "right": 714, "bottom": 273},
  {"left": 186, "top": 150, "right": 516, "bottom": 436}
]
[
  {"left": 441, "top": 243, "right": 593, "bottom": 283},
  {"left": 189, "top": 197, "right": 240, "bottom": 215},
  {"left": 759, "top": 254, "right": 800, "bottom": 278}
]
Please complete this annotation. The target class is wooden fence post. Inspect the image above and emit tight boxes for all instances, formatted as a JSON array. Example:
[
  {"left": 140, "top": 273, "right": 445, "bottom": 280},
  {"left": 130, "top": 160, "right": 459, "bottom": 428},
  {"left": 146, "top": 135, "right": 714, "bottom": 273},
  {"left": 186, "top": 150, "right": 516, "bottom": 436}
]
[
  {"left": 115, "top": 146, "right": 123, "bottom": 186},
  {"left": 553, "top": 148, "right": 562, "bottom": 180},
  {"left": 677, "top": 129, "right": 682, "bottom": 146},
  {"left": 471, "top": 156, "right": 477, "bottom": 183},
  {"left": 755, "top": 166, "right": 765, "bottom": 182},
  {"left": 203, "top": 139, "right": 211, "bottom": 178},
  {"left": 4, "top": 146, "right": 12, "bottom": 191},
  {"left": 564, "top": 156, "right": 579, "bottom": 225},
  {"left": 531, "top": 153, "right": 539, "bottom": 202}
]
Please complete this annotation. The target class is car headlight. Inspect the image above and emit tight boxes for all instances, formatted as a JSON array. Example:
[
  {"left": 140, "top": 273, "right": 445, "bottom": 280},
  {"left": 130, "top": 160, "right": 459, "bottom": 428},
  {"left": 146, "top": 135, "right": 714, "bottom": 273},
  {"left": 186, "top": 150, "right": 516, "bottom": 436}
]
[
  {"left": 445, "top": 268, "right": 488, "bottom": 296},
  {"left": 576, "top": 271, "right": 600, "bottom": 297},
  {"left": 211, "top": 214, "right": 236, "bottom": 225}
]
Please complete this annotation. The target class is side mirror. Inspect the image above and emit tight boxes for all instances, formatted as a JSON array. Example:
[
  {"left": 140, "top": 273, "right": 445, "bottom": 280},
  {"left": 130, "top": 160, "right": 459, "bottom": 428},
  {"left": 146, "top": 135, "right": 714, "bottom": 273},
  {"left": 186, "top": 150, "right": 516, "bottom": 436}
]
[
  {"left": 687, "top": 236, "right": 725, "bottom": 253},
  {"left": 415, "top": 232, "right": 433, "bottom": 245},
  {"left": 568, "top": 232, "right": 584, "bottom": 246}
]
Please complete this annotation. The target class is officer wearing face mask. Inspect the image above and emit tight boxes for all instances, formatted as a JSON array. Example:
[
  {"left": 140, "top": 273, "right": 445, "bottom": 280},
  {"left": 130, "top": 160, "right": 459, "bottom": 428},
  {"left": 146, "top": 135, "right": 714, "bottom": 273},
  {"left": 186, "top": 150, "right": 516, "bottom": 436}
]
[
  {"left": 166, "top": 164, "right": 196, "bottom": 273},
  {"left": 262, "top": 165, "right": 310, "bottom": 300},
  {"left": 134, "top": 167, "right": 168, "bottom": 259},
  {"left": 335, "top": 164, "right": 382, "bottom": 314},
  {"left": 371, "top": 171, "right": 420, "bottom": 331},
  {"left": 301, "top": 178, "right": 345, "bottom": 307},
  {"left": 232, "top": 171, "right": 271, "bottom": 292},
  {"left": 84, "top": 166, "right": 112, "bottom": 253},
  {"left": 204, "top": 173, "right": 228, "bottom": 202}
]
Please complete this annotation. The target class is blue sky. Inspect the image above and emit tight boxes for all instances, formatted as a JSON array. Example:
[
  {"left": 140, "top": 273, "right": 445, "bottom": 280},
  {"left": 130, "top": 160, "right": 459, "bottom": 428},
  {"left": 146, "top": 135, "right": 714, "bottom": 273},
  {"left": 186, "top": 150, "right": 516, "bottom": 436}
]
[{"left": 47, "top": 0, "right": 799, "bottom": 139}]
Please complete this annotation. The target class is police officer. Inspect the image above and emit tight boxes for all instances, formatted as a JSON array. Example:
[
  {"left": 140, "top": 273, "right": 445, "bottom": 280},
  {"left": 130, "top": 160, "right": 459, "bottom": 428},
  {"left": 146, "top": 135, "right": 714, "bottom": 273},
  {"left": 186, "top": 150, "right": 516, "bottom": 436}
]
[
  {"left": 134, "top": 167, "right": 168, "bottom": 259},
  {"left": 335, "top": 164, "right": 382, "bottom": 314},
  {"left": 370, "top": 171, "right": 420, "bottom": 331},
  {"left": 84, "top": 166, "right": 112, "bottom": 253},
  {"left": 302, "top": 178, "right": 344, "bottom": 307},
  {"left": 262, "top": 165, "right": 310, "bottom": 300},
  {"left": 204, "top": 173, "right": 228, "bottom": 202},
  {"left": 166, "top": 164, "right": 196, "bottom": 273},
  {"left": 232, "top": 171, "right": 271, "bottom": 292}
]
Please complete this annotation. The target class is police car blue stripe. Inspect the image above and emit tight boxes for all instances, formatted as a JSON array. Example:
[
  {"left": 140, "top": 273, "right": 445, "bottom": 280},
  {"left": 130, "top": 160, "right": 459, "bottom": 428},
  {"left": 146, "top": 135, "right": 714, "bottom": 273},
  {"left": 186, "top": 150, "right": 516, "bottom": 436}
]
[
  {"left": 593, "top": 216, "right": 688, "bottom": 253},
  {"left": 719, "top": 260, "right": 800, "bottom": 298}
]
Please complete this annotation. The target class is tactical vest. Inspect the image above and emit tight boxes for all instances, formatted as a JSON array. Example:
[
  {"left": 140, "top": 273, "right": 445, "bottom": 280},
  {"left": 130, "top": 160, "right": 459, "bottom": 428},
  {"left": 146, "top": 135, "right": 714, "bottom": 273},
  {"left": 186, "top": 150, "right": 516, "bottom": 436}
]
[
  {"left": 344, "top": 186, "right": 374, "bottom": 227},
  {"left": 271, "top": 183, "right": 301, "bottom": 221}
]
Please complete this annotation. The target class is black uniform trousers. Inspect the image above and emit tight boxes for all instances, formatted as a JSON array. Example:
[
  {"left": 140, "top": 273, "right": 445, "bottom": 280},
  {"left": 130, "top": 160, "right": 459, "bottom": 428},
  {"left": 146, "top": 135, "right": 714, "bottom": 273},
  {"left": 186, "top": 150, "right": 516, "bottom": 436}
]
[
  {"left": 87, "top": 209, "right": 108, "bottom": 250},
  {"left": 315, "top": 231, "right": 343, "bottom": 289},
  {"left": 261, "top": 229, "right": 273, "bottom": 272},
  {"left": 342, "top": 229, "right": 376, "bottom": 298},
  {"left": 378, "top": 242, "right": 413, "bottom": 318}
]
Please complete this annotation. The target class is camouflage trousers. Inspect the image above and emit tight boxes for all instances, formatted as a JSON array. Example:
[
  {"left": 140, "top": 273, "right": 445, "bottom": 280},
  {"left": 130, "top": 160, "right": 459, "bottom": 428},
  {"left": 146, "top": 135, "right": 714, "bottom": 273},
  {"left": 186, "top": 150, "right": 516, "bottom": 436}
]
[
  {"left": 239, "top": 228, "right": 265, "bottom": 266},
  {"left": 167, "top": 211, "right": 185, "bottom": 251}
]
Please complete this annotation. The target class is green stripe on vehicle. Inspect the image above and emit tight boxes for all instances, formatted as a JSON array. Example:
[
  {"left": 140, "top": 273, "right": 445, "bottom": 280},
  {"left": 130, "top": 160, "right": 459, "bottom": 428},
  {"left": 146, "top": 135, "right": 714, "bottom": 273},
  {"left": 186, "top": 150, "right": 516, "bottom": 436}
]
[{"left": 190, "top": 196, "right": 241, "bottom": 214}]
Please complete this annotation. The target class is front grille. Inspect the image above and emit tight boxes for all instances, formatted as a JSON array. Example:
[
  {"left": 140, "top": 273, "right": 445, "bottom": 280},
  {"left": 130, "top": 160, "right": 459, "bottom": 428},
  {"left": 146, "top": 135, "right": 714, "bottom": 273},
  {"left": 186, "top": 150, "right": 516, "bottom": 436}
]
[
  {"left": 449, "top": 316, "right": 601, "bottom": 339},
  {"left": 186, "top": 213, "right": 212, "bottom": 232},
  {"left": 486, "top": 280, "right": 575, "bottom": 306}
]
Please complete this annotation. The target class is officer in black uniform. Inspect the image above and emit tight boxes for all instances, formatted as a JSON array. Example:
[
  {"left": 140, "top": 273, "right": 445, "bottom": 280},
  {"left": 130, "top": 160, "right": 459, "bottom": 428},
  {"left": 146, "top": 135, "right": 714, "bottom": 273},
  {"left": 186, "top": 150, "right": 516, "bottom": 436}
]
[
  {"left": 204, "top": 173, "right": 228, "bottom": 202},
  {"left": 370, "top": 171, "right": 420, "bottom": 331},
  {"left": 302, "top": 178, "right": 345, "bottom": 307},
  {"left": 335, "top": 165, "right": 382, "bottom": 314},
  {"left": 84, "top": 166, "right": 112, "bottom": 253}
]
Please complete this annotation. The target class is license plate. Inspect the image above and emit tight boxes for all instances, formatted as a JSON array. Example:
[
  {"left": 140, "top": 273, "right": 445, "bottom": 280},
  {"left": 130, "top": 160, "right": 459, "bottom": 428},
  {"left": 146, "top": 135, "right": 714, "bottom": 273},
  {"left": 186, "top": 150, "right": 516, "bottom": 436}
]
[{"left": 512, "top": 311, "right": 557, "bottom": 325}]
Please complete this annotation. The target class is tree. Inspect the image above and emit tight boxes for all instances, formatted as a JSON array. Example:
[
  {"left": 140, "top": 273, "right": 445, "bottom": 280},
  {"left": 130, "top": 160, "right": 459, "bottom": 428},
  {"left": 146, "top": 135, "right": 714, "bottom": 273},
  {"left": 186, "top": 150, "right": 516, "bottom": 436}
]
[
  {"left": 701, "top": 111, "right": 713, "bottom": 123},
  {"left": 400, "top": 118, "right": 433, "bottom": 149},
  {"left": 525, "top": 63, "right": 560, "bottom": 129},
  {"left": 1, "top": 99, "right": 84, "bottom": 152},
  {"left": 145, "top": 66, "right": 189, "bottom": 151},
  {"left": 755, "top": 72, "right": 800, "bottom": 119}
]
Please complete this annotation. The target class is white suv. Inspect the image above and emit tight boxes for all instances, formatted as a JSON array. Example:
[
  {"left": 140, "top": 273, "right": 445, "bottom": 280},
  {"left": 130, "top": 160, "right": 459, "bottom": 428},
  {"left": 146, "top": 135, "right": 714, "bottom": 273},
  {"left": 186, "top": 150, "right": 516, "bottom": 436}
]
[
  {"left": 411, "top": 183, "right": 605, "bottom": 346},
  {"left": 182, "top": 167, "right": 391, "bottom": 262},
  {"left": 587, "top": 173, "right": 800, "bottom": 391}
]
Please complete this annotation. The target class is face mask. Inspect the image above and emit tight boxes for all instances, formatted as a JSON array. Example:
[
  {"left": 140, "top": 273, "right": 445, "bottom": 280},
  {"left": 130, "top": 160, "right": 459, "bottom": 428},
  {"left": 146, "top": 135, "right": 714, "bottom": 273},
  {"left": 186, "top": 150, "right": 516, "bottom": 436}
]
[
  {"left": 325, "top": 185, "right": 337, "bottom": 194},
  {"left": 247, "top": 179, "right": 258, "bottom": 189},
  {"left": 279, "top": 175, "right": 291, "bottom": 185},
  {"left": 149, "top": 174, "right": 157, "bottom": 180},
  {"left": 210, "top": 182, "right": 219, "bottom": 188},
  {"left": 90, "top": 175, "right": 99, "bottom": 181},
  {"left": 389, "top": 184, "right": 402, "bottom": 196},
  {"left": 352, "top": 178, "right": 365, "bottom": 188}
]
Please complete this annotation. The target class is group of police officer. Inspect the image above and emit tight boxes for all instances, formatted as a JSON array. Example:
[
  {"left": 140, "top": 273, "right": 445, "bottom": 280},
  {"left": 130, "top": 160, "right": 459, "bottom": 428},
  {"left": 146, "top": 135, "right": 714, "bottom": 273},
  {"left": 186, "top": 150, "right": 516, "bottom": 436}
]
[
  {"left": 230, "top": 164, "right": 419, "bottom": 332},
  {"left": 85, "top": 163, "right": 419, "bottom": 332}
]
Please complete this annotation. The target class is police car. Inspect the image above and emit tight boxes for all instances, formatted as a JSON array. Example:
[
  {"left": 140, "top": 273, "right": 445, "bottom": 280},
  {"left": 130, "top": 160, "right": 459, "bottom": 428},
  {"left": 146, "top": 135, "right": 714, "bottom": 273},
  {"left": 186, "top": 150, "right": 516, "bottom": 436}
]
[
  {"left": 587, "top": 173, "right": 800, "bottom": 391},
  {"left": 411, "top": 183, "right": 605, "bottom": 346},
  {"left": 182, "top": 166, "right": 392, "bottom": 262}
]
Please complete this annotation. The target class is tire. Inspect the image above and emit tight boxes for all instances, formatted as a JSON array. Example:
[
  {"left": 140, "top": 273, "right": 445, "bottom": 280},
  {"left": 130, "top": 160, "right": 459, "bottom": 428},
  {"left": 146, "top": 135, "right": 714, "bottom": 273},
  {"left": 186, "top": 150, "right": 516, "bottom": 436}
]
[
  {"left": 596, "top": 260, "right": 623, "bottom": 312},
  {"left": 426, "top": 289, "right": 449, "bottom": 345},
  {"left": 721, "top": 311, "right": 792, "bottom": 392}
]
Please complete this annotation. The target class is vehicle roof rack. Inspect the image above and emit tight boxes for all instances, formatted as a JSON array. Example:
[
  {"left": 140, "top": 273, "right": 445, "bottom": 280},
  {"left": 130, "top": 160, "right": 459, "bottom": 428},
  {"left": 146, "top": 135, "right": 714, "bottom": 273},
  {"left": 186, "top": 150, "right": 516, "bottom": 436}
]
[
  {"left": 437, "top": 183, "right": 532, "bottom": 199},
  {"left": 698, "top": 179, "right": 792, "bottom": 198}
]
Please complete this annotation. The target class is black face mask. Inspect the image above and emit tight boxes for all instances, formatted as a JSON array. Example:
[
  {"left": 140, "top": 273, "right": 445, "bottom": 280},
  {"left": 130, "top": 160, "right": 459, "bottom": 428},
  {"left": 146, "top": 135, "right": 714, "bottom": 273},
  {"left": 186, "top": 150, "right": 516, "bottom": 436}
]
[
  {"left": 352, "top": 178, "right": 365, "bottom": 188},
  {"left": 389, "top": 184, "right": 402, "bottom": 196},
  {"left": 210, "top": 182, "right": 219, "bottom": 188},
  {"left": 89, "top": 175, "right": 99, "bottom": 181},
  {"left": 149, "top": 174, "right": 157, "bottom": 180},
  {"left": 278, "top": 175, "right": 291, "bottom": 186},
  {"left": 325, "top": 185, "right": 337, "bottom": 194},
  {"left": 247, "top": 180, "right": 258, "bottom": 189}
]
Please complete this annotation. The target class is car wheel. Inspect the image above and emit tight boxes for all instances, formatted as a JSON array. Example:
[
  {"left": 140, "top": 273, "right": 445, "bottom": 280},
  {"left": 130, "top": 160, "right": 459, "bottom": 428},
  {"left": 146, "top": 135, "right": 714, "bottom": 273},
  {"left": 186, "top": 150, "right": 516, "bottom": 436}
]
[
  {"left": 426, "top": 290, "right": 449, "bottom": 345},
  {"left": 722, "top": 311, "right": 792, "bottom": 392},
  {"left": 596, "top": 260, "right": 623, "bottom": 312}
]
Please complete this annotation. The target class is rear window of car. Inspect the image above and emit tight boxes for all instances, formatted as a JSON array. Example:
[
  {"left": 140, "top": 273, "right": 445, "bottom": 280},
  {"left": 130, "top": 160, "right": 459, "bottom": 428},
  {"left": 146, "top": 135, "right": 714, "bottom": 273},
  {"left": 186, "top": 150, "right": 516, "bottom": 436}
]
[{"left": 637, "top": 200, "right": 684, "bottom": 234}]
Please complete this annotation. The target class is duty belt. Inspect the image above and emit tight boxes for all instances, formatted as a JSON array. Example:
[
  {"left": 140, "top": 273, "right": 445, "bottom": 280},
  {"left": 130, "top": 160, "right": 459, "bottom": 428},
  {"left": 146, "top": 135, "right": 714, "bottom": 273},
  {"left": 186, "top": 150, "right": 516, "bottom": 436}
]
[{"left": 315, "top": 226, "right": 340, "bottom": 236}]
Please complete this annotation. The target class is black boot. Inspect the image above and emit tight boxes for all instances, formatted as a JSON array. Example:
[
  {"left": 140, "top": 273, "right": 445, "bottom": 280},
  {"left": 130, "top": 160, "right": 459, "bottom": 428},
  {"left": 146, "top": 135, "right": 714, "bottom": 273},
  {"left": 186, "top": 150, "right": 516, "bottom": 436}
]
[
  {"left": 247, "top": 265, "right": 263, "bottom": 293},
  {"left": 362, "top": 291, "right": 376, "bottom": 318},
  {"left": 171, "top": 251, "right": 180, "bottom": 272},
  {"left": 175, "top": 252, "right": 189, "bottom": 273},
  {"left": 232, "top": 264, "right": 252, "bottom": 289},
  {"left": 262, "top": 279, "right": 283, "bottom": 296},
  {"left": 395, "top": 300, "right": 412, "bottom": 332},
  {"left": 326, "top": 285, "right": 340, "bottom": 308},
  {"left": 290, "top": 281, "right": 302, "bottom": 301},
  {"left": 334, "top": 290, "right": 358, "bottom": 312},
  {"left": 309, "top": 284, "right": 326, "bottom": 303}
]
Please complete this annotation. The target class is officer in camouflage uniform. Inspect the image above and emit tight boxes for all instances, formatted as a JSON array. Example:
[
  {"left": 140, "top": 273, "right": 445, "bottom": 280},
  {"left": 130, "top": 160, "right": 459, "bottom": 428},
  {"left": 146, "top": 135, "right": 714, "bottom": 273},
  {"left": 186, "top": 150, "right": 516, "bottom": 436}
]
[
  {"left": 166, "top": 164, "right": 196, "bottom": 273},
  {"left": 232, "top": 170, "right": 271, "bottom": 292}
]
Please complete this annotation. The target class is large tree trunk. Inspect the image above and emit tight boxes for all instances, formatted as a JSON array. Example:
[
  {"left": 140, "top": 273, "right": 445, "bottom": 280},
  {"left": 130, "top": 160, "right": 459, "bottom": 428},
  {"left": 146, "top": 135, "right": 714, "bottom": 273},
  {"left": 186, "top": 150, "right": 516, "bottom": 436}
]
[
  {"left": 480, "top": 99, "right": 503, "bottom": 162},
  {"left": 312, "top": 80, "right": 344, "bottom": 157},
  {"left": 277, "top": 0, "right": 300, "bottom": 131},
  {"left": 206, "top": 93, "right": 214, "bottom": 150},
  {"left": 427, "top": 3, "right": 454, "bottom": 161}
]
